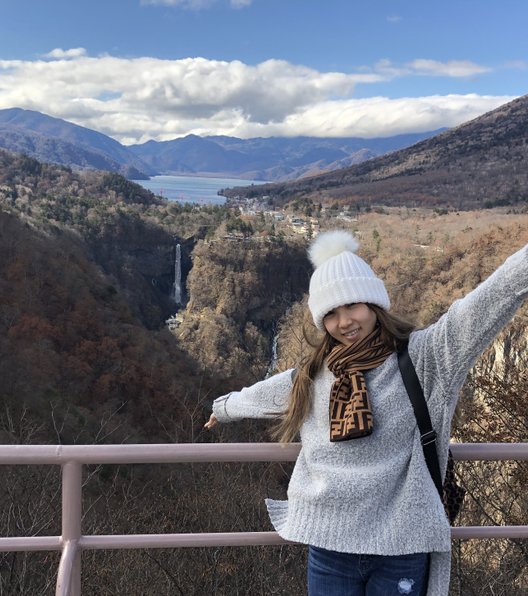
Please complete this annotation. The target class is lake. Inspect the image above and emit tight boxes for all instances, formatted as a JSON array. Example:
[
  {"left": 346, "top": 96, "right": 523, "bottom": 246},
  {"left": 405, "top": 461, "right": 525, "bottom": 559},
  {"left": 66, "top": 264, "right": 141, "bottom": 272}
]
[{"left": 132, "top": 174, "right": 264, "bottom": 205}]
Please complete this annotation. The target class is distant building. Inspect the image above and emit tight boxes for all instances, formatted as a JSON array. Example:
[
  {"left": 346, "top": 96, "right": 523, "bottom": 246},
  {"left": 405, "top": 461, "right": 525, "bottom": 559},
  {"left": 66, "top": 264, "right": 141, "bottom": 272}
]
[{"left": 336, "top": 213, "right": 358, "bottom": 222}]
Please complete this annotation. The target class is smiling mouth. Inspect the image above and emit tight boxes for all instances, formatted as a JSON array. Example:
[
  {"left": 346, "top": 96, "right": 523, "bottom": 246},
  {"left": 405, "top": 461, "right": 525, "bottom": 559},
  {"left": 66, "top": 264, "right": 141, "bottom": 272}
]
[{"left": 342, "top": 328, "right": 360, "bottom": 340}]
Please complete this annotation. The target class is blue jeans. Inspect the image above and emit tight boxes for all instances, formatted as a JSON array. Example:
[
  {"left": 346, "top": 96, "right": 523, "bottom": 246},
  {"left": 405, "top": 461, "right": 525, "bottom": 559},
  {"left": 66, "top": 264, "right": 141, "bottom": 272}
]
[{"left": 307, "top": 546, "right": 429, "bottom": 596}]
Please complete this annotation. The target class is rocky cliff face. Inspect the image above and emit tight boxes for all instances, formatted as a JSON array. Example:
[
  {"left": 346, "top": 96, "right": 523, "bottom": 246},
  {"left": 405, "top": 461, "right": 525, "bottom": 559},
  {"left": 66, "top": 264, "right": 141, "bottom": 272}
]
[
  {"left": 83, "top": 214, "right": 195, "bottom": 329},
  {"left": 176, "top": 238, "right": 311, "bottom": 384}
]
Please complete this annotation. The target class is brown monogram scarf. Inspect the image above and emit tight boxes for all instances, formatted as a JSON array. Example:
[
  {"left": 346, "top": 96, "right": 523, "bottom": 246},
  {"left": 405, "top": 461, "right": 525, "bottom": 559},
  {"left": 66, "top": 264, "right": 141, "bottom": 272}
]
[{"left": 326, "top": 327, "right": 393, "bottom": 441}]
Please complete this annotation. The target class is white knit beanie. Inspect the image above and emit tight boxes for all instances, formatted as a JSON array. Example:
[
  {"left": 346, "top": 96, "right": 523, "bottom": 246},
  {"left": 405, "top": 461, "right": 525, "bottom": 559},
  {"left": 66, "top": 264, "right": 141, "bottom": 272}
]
[{"left": 308, "top": 230, "right": 390, "bottom": 330}]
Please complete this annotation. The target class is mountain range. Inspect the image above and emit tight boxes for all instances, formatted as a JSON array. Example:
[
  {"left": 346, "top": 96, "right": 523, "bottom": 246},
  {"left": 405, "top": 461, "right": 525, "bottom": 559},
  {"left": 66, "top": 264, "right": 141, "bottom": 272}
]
[
  {"left": 127, "top": 131, "right": 442, "bottom": 181},
  {"left": 0, "top": 108, "right": 155, "bottom": 179},
  {"left": 227, "top": 93, "right": 528, "bottom": 209},
  {"left": 0, "top": 107, "right": 441, "bottom": 182},
  {"left": 3, "top": 96, "right": 526, "bottom": 206}
]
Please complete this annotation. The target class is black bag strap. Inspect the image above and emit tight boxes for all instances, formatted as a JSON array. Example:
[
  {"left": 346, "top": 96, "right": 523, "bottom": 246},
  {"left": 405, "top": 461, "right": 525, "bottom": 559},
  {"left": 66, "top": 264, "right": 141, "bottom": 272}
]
[{"left": 397, "top": 344, "right": 443, "bottom": 497}]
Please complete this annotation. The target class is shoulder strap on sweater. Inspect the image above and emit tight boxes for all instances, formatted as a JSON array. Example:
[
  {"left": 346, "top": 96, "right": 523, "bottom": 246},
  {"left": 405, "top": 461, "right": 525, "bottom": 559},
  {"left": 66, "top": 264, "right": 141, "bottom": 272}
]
[{"left": 397, "top": 344, "right": 443, "bottom": 497}]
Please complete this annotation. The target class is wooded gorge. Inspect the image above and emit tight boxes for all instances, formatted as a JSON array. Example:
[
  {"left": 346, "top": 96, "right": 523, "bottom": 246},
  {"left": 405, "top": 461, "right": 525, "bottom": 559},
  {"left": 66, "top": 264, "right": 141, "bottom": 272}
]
[{"left": 0, "top": 148, "right": 527, "bottom": 594}]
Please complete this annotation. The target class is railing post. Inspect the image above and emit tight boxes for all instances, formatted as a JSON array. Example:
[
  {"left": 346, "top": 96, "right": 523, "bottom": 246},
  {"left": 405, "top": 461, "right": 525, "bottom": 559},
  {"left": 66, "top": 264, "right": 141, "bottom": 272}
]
[{"left": 56, "top": 461, "right": 82, "bottom": 596}]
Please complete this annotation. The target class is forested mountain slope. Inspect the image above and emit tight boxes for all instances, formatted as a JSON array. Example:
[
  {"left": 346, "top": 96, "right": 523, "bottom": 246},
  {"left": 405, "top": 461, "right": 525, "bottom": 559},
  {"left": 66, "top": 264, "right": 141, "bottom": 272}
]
[
  {"left": 226, "top": 94, "right": 528, "bottom": 209},
  {"left": 0, "top": 108, "right": 154, "bottom": 179}
]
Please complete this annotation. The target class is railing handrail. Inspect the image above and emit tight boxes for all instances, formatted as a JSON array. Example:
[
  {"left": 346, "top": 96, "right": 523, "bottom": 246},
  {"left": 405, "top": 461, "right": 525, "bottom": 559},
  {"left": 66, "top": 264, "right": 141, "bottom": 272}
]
[
  {"left": 1, "top": 441, "right": 527, "bottom": 596},
  {"left": 1, "top": 441, "right": 526, "bottom": 465}
]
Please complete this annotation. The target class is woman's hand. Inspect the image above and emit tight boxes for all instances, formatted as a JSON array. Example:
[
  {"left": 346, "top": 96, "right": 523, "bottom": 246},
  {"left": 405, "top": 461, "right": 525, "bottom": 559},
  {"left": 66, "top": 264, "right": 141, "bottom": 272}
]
[{"left": 204, "top": 414, "right": 218, "bottom": 430}]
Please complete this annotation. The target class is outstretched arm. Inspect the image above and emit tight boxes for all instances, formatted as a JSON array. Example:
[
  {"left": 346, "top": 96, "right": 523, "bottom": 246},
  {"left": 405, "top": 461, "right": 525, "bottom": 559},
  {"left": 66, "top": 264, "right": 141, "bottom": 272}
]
[{"left": 208, "top": 368, "right": 294, "bottom": 425}]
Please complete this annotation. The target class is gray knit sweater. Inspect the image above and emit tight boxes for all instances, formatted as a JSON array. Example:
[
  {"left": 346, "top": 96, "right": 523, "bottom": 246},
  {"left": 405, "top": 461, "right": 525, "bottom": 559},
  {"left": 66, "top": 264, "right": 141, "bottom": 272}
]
[{"left": 212, "top": 244, "right": 528, "bottom": 596}]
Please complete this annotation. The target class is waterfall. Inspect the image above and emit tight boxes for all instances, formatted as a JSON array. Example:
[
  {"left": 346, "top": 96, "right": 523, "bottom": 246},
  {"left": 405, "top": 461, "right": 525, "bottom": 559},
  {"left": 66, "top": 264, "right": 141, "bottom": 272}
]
[
  {"left": 265, "top": 325, "right": 279, "bottom": 378},
  {"left": 173, "top": 243, "right": 182, "bottom": 304}
]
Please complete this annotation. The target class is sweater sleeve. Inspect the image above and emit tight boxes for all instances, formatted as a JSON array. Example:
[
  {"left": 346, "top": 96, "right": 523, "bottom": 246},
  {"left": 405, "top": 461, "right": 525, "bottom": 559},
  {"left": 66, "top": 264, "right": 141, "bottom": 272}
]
[
  {"left": 212, "top": 369, "right": 294, "bottom": 423},
  {"left": 422, "top": 243, "right": 528, "bottom": 395}
]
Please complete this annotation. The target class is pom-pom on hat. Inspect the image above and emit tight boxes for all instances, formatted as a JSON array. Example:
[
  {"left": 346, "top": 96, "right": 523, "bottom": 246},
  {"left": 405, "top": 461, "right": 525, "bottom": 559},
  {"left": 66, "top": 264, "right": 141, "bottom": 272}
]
[{"left": 308, "top": 230, "right": 390, "bottom": 330}]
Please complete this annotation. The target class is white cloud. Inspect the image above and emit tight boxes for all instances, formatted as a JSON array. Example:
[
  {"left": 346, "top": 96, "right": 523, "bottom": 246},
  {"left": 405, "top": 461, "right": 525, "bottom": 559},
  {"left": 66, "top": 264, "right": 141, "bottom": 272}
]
[
  {"left": 387, "top": 15, "right": 402, "bottom": 23},
  {"left": 358, "top": 58, "right": 492, "bottom": 81},
  {"left": 0, "top": 51, "right": 513, "bottom": 143},
  {"left": 142, "top": 0, "right": 213, "bottom": 7},
  {"left": 407, "top": 59, "right": 491, "bottom": 77},
  {"left": 141, "top": 0, "right": 252, "bottom": 8},
  {"left": 42, "top": 48, "right": 87, "bottom": 60},
  {"left": 247, "top": 95, "right": 514, "bottom": 139}
]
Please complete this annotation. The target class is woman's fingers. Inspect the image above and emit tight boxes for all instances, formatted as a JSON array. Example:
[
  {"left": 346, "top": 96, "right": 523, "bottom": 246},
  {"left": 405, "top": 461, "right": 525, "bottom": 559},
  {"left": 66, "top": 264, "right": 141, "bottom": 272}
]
[{"left": 204, "top": 414, "right": 218, "bottom": 429}]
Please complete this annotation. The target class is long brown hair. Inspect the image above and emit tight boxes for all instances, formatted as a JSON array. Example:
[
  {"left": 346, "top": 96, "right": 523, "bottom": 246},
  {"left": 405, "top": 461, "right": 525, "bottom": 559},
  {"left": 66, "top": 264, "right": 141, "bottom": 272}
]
[{"left": 272, "top": 304, "right": 415, "bottom": 444}]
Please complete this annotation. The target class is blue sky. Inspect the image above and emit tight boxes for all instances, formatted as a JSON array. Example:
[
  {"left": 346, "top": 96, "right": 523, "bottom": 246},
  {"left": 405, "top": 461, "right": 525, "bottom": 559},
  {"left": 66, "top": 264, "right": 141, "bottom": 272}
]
[{"left": 0, "top": 0, "right": 526, "bottom": 143}]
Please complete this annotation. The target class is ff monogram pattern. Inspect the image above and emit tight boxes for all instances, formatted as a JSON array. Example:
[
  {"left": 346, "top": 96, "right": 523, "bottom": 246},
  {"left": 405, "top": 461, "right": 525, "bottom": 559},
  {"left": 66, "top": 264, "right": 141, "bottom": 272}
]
[
  {"left": 330, "top": 373, "right": 373, "bottom": 440},
  {"left": 327, "top": 328, "right": 393, "bottom": 442}
]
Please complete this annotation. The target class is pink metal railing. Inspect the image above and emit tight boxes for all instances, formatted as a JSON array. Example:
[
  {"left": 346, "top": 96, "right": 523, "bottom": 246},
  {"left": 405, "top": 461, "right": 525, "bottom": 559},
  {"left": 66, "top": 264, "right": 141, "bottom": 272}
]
[{"left": 0, "top": 442, "right": 527, "bottom": 596}]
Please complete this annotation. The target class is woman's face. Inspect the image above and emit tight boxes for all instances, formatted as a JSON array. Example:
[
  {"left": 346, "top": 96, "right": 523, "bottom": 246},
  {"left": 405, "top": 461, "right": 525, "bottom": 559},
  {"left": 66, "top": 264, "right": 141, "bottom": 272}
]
[{"left": 323, "top": 303, "right": 378, "bottom": 346}]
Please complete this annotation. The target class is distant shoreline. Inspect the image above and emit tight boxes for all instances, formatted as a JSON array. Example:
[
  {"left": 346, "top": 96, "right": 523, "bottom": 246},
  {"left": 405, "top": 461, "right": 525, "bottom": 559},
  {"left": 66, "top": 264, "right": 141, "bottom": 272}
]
[
  {"left": 141, "top": 171, "right": 263, "bottom": 181},
  {"left": 132, "top": 174, "right": 265, "bottom": 204}
]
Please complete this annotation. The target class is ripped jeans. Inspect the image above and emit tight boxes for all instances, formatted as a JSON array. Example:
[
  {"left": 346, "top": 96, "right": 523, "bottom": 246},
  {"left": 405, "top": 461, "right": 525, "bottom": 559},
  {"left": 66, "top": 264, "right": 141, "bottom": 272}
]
[{"left": 308, "top": 546, "right": 429, "bottom": 596}]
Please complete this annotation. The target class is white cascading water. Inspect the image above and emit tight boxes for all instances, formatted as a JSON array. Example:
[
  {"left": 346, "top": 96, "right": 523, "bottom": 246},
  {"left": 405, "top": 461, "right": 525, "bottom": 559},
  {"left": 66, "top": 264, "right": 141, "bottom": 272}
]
[
  {"left": 265, "top": 325, "right": 279, "bottom": 378},
  {"left": 174, "top": 243, "right": 182, "bottom": 304}
]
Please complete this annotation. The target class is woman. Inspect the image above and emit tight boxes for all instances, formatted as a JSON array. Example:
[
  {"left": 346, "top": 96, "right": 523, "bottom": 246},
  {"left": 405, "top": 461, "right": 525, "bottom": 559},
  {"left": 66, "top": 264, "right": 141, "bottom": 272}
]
[{"left": 205, "top": 230, "right": 528, "bottom": 595}]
